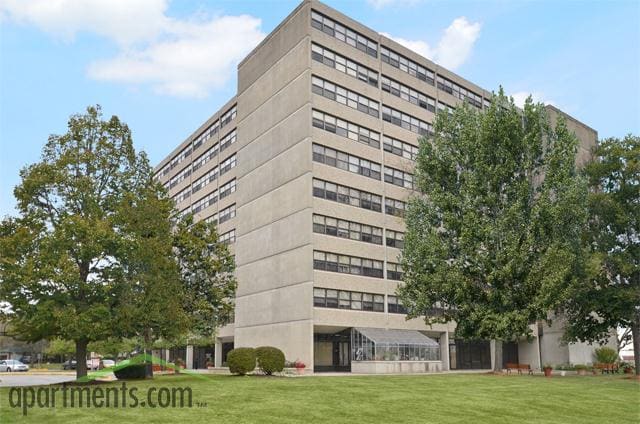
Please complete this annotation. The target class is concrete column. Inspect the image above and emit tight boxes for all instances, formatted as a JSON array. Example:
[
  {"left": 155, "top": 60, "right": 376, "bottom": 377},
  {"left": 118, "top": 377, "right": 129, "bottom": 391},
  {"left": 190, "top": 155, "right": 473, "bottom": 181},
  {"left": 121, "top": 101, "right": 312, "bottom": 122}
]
[
  {"left": 214, "top": 340, "right": 223, "bottom": 368},
  {"left": 186, "top": 345, "right": 194, "bottom": 370},
  {"left": 490, "top": 340, "right": 496, "bottom": 370},
  {"left": 440, "top": 332, "right": 450, "bottom": 371}
]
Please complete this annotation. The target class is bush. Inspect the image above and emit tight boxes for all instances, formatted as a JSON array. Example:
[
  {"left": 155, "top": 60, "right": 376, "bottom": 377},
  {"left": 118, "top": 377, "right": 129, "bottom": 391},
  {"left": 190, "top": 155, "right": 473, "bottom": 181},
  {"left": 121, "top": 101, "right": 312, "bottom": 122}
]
[
  {"left": 594, "top": 347, "right": 618, "bottom": 364},
  {"left": 113, "top": 364, "right": 147, "bottom": 380},
  {"left": 255, "top": 346, "right": 285, "bottom": 375},
  {"left": 227, "top": 348, "right": 256, "bottom": 375}
]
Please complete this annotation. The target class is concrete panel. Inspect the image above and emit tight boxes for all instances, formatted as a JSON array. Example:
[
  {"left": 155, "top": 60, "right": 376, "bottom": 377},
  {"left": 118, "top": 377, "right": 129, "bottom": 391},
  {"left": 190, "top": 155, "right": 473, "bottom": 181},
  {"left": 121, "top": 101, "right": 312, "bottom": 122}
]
[{"left": 236, "top": 281, "right": 314, "bottom": 327}]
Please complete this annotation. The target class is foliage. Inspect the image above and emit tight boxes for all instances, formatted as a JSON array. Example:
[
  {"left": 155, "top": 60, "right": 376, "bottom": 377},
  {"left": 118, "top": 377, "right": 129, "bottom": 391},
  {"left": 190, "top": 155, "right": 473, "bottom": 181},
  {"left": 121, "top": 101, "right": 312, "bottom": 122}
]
[
  {"left": 113, "top": 364, "right": 148, "bottom": 380},
  {"left": 173, "top": 215, "right": 237, "bottom": 339},
  {"left": 561, "top": 135, "right": 640, "bottom": 375},
  {"left": 45, "top": 338, "right": 75, "bottom": 358},
  {"left": 574, "top": 364, "right": 591, "bottom": 371},
  {"left": 88, "top": 337, "right": 138, "bottom": 358},
  {"left": 255, "top": 346, "right": 285, "bottom": 375},
  {"left": 227, "top": 348, "right": 256, "bottom": 375},
  {"left": 594, "top": 347, "right": 618, "bottom": 364},
  {"left": 399, "top": 89, "right": 588, "bottom": 369}
]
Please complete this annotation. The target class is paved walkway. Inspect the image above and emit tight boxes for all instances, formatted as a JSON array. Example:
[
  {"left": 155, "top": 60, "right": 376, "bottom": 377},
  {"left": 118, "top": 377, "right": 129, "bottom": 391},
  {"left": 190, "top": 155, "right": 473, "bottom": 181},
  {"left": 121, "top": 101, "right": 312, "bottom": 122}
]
[{"left": 0, "top": 374, "right": 76, "bottom": 387}]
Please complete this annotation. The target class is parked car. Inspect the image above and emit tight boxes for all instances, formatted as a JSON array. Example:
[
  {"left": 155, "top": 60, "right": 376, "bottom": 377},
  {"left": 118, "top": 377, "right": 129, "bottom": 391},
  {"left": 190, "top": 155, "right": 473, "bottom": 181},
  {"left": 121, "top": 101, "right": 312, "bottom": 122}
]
[
  {"left": 101, "top": 359, "right": 116, "bottom": 368},
  {"left": 0, "top": 359, "right": 29, "bottom": 372},
  {"left": 87, "top": 358, "right": 101, "bottom": 370},
  {"left": 62, "top": 360, "right": 77, "bottom": 370}
]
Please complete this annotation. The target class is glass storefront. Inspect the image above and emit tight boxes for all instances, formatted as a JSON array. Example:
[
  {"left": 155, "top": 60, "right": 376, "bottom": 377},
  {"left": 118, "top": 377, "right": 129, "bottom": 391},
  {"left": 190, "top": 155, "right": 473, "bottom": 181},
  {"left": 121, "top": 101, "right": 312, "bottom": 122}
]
[{"left": 351, "top": 327, "right": 440, "bottom": 362}]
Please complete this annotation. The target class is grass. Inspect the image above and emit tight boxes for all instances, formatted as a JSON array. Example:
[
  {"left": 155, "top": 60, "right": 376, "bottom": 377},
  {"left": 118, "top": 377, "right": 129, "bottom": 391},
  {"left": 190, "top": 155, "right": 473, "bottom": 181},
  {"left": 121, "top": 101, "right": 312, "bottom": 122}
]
[{"left": 0, "top": 373, "right": 638, "bottom": 423}]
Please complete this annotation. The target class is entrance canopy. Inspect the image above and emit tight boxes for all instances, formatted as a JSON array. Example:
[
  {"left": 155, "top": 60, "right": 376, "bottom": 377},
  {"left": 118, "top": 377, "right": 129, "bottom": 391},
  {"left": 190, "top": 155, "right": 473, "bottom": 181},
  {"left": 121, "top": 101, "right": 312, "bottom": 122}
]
[{"left": 352, "top": 327, "right": 440, "bottom": 361}]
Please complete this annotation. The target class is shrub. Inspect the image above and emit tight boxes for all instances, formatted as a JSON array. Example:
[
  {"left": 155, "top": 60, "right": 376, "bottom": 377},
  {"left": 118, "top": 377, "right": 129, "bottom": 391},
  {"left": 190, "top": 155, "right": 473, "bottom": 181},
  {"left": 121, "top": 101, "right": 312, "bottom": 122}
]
[
  {"left": 574, "top": 364, "right": 591, "bottom": 371},
  {"left": 227, "top": 348, "right": 256, "bottom": 375},
  {"left": 594, "top": 347, "right": 618, "bottom": 364},
  {"left": 113, "top": 364, "right": 147, "bottom": 380},
  {"left": 255, "top": 346, "right": 285, "bottom": 375}
]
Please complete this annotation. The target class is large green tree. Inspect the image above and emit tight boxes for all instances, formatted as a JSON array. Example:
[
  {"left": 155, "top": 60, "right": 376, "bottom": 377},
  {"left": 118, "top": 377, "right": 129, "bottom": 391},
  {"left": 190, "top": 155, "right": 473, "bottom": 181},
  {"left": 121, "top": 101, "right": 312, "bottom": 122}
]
[
  {"left": 562, "top": 135, "right": 639, "bottom": 375},
  {"left": 399, "top": 90, "right": 589, "bottom": 370}
]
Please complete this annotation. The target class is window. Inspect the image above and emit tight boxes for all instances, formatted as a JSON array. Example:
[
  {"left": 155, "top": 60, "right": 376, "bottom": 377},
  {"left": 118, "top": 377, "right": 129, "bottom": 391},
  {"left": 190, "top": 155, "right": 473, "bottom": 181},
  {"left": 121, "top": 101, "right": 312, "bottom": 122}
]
[
  {"left": 219, "top": 179, "right": 236, "bottom": 199},
  {"left": 385, "top": 197, "right": 406, "bottom": 217},
  {"left": 169, "top": 145, "right": 192, "bottom": 171},
  {"left": 220, "top": 105, "right": 237, "bottom": 127},
  {"left": 380, "top": 46, "right": 434, "bottom": 85},
  {"left": 314, "top": 287, "right": 384, "bottom": 312},
  {"left": 387, "top": 295, "right": 408, "bottom": 314},
  {"left": 169, "top": 166, "right": 191, "bottom": 189},
  {"left": 387, "top": 263, "right": 404, "bottom": 281},
  {"left": 219, "top": 204, "right": 236, "bottom": 224},
  {"left": 173, "top": 187, "right": 191, "bottom": 204},
  {"left": 312, "top": 109, "right": 380, "bottom": 149},
  {"left": 313, "top": 214, "right": 382, "bottom": 245},
  {"left": 192, "top": 143, "right": 219, "bottom": 172},
  {"left": 313, "top": 251, "right": 384, "bottom": 278},
  {"left": 192, "top": 190, "right": 218, "bottom": 214},
  {"left": 386, "top": 230, "right": 404, "bottom": 249},
  {"left": 220, "top": 229, "right": 235, "bottom": 244},
  {"left": 382, "top": 105, "right": 432, "bottom": 136},
  {"left": 313, "top": 179, "right": 382, "bottom": 213},
  {"left": 383, "top": 135, "right": 418, "bottom": 161},
  {"left": 219, "top": 129, "right": 236, "bottom": 153},
  {"left": 381, "top": 75, "right": 436, "bottom": 112},
  {"left": 312, "top": 76, "right": 379, "bottom": 118},
  {"left": 311, "top": 43, "right": 378, "bottom": 87},
  {"left": 437, "top": 101, "right": 455, "bottom": 115},
  {"left": 313, "top": 144, "right": 381, "bottom": 180},
  {"left": 193, "top": 120, "right": 219, "bottom": 150},
  {"left": 384, "top": 166, "right": 415, "bottom": 189},
  {"left": 436, "top": 76, "right": 482, "bottom": 108},
  {"left": 191, "top": 166, "right": 218, "bottom": 194},
  {"left": 219, "top": 154, "right": 237, "bottom": 176},
  {"left": 311, "top": 10, "right": 378, "bottom": 57},
  {"left": 158, "top": 163, "right": 170, "bottom": 177}
]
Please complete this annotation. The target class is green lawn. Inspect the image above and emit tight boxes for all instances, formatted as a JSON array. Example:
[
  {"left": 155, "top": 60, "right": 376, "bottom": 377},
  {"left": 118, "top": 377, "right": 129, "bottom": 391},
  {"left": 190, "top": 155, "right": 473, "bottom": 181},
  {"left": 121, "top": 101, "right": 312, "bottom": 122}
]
[{"left": 0, "top": 373, "right": 638, "bottom": 423}]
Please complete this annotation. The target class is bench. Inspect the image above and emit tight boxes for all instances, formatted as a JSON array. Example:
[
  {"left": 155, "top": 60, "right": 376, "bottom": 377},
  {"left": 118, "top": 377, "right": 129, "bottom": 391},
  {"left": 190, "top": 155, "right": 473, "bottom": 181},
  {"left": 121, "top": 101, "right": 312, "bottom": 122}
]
[
  {"left": 506, "top": 363, "right": 533, "bottom": 375},
  {"left": 593, "top": 363, "right": 618, "bottom": 374}
]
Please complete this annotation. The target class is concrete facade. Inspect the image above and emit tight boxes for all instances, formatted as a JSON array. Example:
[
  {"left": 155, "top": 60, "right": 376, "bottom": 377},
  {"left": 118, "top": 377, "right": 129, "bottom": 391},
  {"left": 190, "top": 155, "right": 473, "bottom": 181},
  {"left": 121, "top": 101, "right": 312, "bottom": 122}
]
[{"left": 155, "top": 0, "right": 605, "bottom": 373}]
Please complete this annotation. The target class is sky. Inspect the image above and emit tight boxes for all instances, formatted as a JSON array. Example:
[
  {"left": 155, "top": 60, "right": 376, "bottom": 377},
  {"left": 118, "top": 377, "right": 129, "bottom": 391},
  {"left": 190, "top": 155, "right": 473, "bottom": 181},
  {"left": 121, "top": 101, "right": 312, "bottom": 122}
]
[{"left": 1, "top": 0, "right": 639, "bottom": 218}]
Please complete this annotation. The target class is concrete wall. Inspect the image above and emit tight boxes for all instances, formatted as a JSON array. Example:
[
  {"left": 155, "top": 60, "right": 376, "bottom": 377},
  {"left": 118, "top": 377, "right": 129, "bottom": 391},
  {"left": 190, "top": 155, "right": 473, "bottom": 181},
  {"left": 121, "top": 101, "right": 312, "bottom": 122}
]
[{"left": 352, "top": 361, "right": 442, "bottom": 374}]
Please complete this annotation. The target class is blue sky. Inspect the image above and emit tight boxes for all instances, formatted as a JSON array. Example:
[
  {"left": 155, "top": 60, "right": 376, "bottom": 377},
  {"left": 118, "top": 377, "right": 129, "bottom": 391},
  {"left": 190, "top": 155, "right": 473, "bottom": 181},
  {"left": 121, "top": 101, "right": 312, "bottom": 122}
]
[{"left": 1, "top": 0, "right": 639, "bottom": 217}]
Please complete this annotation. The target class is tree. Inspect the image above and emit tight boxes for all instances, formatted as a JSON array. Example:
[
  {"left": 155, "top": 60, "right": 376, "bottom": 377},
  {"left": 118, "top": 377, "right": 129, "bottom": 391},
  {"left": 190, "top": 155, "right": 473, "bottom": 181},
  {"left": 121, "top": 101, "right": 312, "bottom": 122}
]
[
  {"left": 399, "top": 89, "right": 588, "bottom": 370},
  {"left": 562, "top": 135, "right": 639, "bottom": 375},
  {"left": 45, "top": 338, "right": 75, "bottom": 361},
  {"left": 0, "top": 106, "right": 178, "bottom": 379}
]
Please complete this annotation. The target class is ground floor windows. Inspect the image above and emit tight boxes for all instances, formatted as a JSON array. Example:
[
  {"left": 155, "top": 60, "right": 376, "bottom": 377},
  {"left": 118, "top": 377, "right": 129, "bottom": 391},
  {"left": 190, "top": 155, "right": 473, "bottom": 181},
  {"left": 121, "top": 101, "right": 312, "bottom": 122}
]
[
  {"left": 449, "top": 339, "right": 491, "bottom": 370},
  {"left": 351, "top": 327, "right": 440, "bottom": 362}
]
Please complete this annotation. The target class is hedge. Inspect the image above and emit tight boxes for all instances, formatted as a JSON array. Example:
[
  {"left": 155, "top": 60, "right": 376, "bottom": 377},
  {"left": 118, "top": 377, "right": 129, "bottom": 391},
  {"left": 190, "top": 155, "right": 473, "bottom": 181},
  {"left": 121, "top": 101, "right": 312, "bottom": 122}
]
[
  {"left": 227, "top": 348, "right": 256, "bottom": 375},
  {"left": 255, "top": 346, "right": 285, "bottom": 375},
  {"left": 113, "top": 363, "right": 147, "bottom": 380}
]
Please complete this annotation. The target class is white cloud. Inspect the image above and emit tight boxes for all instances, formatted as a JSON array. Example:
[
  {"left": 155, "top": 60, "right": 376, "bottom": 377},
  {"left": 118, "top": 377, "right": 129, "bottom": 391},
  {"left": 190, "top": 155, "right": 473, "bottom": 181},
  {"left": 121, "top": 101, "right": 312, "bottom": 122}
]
[
  {"left": 367, "top": 0, "right": 422, "bottom": 10},
  {"left": 510, "top": 91, "right": 556, "bottom": 108},
  {"left": 381, "top": 17, "right": 481, "bottom": 70},
  {"left": 0, "top": 0, "right": 265, "bottom": 98}
]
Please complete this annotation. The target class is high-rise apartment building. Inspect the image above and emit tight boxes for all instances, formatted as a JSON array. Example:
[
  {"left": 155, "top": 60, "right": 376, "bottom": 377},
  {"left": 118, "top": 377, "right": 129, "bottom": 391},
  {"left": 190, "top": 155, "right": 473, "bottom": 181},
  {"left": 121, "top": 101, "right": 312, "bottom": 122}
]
[{"left": 155, "top": 0, "right": 605, "bottom": 373}]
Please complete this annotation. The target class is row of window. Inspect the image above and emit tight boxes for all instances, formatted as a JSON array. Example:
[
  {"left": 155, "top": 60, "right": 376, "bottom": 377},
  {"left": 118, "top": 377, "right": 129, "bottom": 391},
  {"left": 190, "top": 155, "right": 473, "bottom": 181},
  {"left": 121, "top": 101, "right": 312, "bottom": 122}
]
[
  {"left": 313, "top": 251, "right": 384, "bottom": 278},
  {"left": 312, "top": 109, "right": 380, "bottom": 149},
  {"left": 387, "top": 295, "right": 408, "bottom": 314},
  {"left": 192, "top": 143, "right": 219, "bottom": 172},
  {"left": 312, "top": 76, "right": 379, "bottom": 118},
  {"left": 169, "top": 166, "right": 191, "bottom": 189},
  {"left": 220, "top": 129, "right": 237, "bottom": 153},
  {"left": 313, "top": 144, "right": 381, "bottom": 180},
  {"left": 311, "top": 43, "right": 378, "bottom": 87},
  {"left": 313, "top": 178, "right": 382, "bottom": 213},
  {"left": 387, "top": 263, "right": 404, "bottom": 281},
  {"left": 191, "top": 179, "right": 236, "bottom": 214},
  {"left": 314, "top": 288, "right": 385, "bottom": 312},
  {"left": 220, "top": 154, "right": 237, "bottom": 176},
  {"left": 382, "top": 105, "right": 433, "bottom": 136},
  {"left": 158, "top": 104, "right": 236, "bottom": 179},
  {"left": 383, "top": 135, "right": 418, "bottom": 161},
  {"left": 311, "top": 10, "right": 378, "bottom": 58},
  {"left": 220, "top": 105, "right": 237, "bottom": 128},
  {"left": 219, "top": 229, "right": 235, "bottom": 245},
  {"left": 384, "top": 166, "right": 415, "bottom": 190},
  {"left": 381, "top": 75, "right": 436, "bottom": 113},
  {"left": 205, "top": 204, "right": 236, "bottom": 226},
  {"left": 385, "top": 198, "right": 407, "bottom": 217},
  {"left": 192, "top": 166, "right": 218, "bottom": 194},
  {"left": 436, "top": 76, "right": 482, "bottom": 109},
  {"left": 313, "top": 214, "right": 383, "bottom": 245},
  {"left": 380, "top": 46, "right": 435, "bottom": 85},
  {"left": 386, "top": 229, "right": 405, "bottom": 249},
  {"left": 174, "top": 186, "right": 191, "bottom": 204}
]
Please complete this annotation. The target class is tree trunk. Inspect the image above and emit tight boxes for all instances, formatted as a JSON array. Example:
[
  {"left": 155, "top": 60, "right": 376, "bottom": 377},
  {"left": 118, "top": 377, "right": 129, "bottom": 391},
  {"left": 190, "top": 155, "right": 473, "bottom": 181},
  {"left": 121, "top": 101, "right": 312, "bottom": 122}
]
[
  {"left": 632, "top": 319, "right": 640, "bottom": 377},
  {"left": 144, "top": 329, "right": 154, "bottom": 379},
  {"left": 494, "top": 340, "right": 503, "bottom": 372},
  {"left": 75, "top": 339, "right": 88, "bottom": 380}
]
